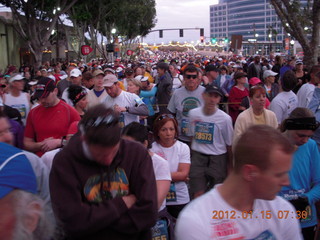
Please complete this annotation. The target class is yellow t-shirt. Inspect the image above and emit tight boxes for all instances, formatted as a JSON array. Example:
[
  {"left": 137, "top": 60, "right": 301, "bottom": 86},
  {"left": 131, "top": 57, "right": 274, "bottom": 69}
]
[{"left": 253, "top": 113, "right": 266, "bottom": 125}]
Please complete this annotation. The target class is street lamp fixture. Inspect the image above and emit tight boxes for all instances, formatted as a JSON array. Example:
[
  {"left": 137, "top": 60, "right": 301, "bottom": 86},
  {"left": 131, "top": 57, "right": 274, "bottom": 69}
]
[
  {"left": 290, "top": 40, "right": 295, "bottom": 45},
  {"left": 111, "top": 28, "right": 117, "bottom": 34},
  {"left": 304, "top": 27, "right": 308, "bottom": 30},
  {"left": 255, "top": 33, "right": 259, "bottom": 38},
  {"left": 268, "top": 34, "right": 272, "bottom": 38}
]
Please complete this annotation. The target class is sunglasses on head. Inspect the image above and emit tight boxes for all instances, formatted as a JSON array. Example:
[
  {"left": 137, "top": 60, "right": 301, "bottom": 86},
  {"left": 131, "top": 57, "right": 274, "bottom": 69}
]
[
  {"left": 185, "top": 74, "right": 197, "bottom": 79},
  {"left": 157, "top": 114, "right": 175, "bottom": 121}
]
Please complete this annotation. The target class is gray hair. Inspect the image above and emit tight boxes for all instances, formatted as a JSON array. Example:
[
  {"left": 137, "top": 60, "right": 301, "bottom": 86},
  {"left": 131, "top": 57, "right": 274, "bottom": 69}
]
[{"left": 11, "top": 190, "right": 55, "bottom": 240}]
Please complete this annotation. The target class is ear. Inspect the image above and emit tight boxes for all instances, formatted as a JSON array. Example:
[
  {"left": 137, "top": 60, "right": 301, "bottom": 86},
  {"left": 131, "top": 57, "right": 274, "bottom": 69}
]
[
  {"left": 23, "top": 202, "right": 42, "bottom": 233},
  {"left": 242, "top": 164, "right": 259, "bottom": 182}
]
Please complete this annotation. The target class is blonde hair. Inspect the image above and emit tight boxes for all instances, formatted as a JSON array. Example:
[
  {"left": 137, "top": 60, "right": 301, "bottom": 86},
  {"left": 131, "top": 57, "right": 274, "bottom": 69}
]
[{"left": 126, "top": 78, "right": 142, "bottom": 89}]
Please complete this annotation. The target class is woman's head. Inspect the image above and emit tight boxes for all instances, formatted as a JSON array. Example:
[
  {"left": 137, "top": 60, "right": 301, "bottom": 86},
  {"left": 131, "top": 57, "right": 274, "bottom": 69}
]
[
  {"left": 249, "top": 86, "right": 266, "bottom": 110},
  {"left": 126, "top": 78, "right": 142, "bottom": 95},
  {"left": 281, "top": 107, "right": 319, "bottom": 146},
  {"left": 153, "top": 114, "right": 178, "bottom": 143}
]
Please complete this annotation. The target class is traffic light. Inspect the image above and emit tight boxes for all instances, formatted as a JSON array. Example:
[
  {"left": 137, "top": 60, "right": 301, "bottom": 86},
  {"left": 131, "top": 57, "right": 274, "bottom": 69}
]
[
  {"left": 159, "top": 30, "right": 163, "bottom": 38},
  {"left": 224, "top": 37, "right": 228, "bottom": 43},
  {"left": 200, "top": 36, "right": 204, "bottom": 43},
  {"left": 200, "top": 28, "right": 204, "bottom": 37},
  {"left": 211, "top": 38, "right": 217, "bottom": 44},
  {"left": 179, "top": 29, "right": 183, "bottom": 37}
]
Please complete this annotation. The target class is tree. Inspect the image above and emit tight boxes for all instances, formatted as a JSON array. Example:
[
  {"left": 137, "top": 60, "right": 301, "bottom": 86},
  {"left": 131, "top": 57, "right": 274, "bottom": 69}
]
[
  {"left": 0, "top": 0, "right": 78, "bottom": 68},
  {"left": 270, "top": 0, "right": 320, "bottom": 67},
  {"left": 67, "top": 0, "right": 156, "bottom": 61}
]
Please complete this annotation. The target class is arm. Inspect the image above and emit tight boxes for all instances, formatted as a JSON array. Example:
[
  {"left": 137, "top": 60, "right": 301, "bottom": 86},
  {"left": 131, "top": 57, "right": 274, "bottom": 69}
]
[
  {"left": 172, "top": 163, "right": 190, "bottom": 182},
  {"left": 156, "top": 180, "right": 171, "bottom": 209},
  {"left": 308, "top": 87, "right": 320, "bottom": 113},
  {"left": 127, "top": 103, "right": 149, "bottom": 116}
]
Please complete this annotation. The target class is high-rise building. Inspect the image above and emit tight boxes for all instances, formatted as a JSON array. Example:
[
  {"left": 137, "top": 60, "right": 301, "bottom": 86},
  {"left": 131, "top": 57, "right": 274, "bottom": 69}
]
[{"left": 210, "top": 0, "right": 307, "bottom": 55}]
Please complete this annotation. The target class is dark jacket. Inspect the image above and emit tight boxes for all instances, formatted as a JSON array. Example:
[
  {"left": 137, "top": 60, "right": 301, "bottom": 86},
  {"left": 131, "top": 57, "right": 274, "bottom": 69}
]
[
  {"left": 156, "top": 72, "right": 172, "bottom": 114},
  {"left": 49, "top": 135, "right": 158, "bottom": 240}
]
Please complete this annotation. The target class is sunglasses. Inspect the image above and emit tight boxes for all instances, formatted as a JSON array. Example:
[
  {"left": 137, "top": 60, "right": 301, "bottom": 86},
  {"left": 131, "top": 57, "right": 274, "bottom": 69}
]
[
  {"left": 157, "top": 114, "right": 175, "bottom": 121},
  {"left": 185, "top": 74, "right": 197, "bottom": 79},
  {"left": 0, "top": 84, "right": 6, "bottom": 88}
]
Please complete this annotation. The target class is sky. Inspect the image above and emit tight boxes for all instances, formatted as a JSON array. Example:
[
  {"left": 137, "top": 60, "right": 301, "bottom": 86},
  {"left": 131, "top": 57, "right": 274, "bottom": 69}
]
[{"left": 143, "top": 0, "right": 219, "bottom": 44}]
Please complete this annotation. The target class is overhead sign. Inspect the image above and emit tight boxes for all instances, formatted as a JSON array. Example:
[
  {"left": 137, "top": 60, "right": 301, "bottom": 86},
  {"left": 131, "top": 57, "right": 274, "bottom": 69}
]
[{"left": 81, "top": 45, "right": 93, "bottom": 55}]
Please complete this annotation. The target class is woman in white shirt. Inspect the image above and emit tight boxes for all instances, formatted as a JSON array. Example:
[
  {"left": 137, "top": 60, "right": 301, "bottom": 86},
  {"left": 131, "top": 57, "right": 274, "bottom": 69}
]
[{"left": 151, "top": 114, "right": 191, "bottom": 219}]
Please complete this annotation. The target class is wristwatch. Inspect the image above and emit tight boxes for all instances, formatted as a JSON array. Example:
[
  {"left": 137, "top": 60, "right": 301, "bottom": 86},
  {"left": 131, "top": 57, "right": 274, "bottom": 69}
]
[{"left": 125, "top": 106, "right": 129, "bottom": 113}]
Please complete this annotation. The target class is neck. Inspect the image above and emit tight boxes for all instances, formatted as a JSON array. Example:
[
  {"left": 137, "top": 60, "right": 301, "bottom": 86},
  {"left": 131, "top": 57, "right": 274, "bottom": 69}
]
[
  {"left": 252, "top": 107, "right": 263, "bottom": 115},
  {"left": 10, "top": 88, "right": 20, "bottom": 97},
  {"left": 159, "top": 139, "right": 175, "bottom": 148},
  {"left": 94, "top": 86, "right": 104, "bottom": 91},
  {"left": 218, "top": 173, "right": 255, "bottom": 212},
  {"left": 203, "top": 106, "right": 217, "bottom": 116}
]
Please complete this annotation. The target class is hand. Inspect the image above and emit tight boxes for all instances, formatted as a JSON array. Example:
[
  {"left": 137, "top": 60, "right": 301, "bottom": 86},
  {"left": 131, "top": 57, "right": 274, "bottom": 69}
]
[
  {"left": 238, "top": 106, "right": 246, "bottom": 111},
  {"left": 225, "top": 93, "right": 229, "bottom": 97},
  {"left": 122, "top": 194, "right": 137, "bottom": 209},
  {"left": 114, "top": 105, "right": 126, "bottom": 113},
  {"left": 202, "top": 76, "right": 209, "bottom": 85},
  {"left": 41, "top": 137, "right": 61, "bottom": 152}
]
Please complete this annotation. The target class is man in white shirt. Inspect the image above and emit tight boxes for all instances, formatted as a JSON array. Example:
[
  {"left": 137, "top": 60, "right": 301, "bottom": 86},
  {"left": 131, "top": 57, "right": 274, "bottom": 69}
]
[
  {"left": 176, "top": 125, "right": 303, "bottom": 240},
  {"left": 102, "top": 74, "right": 148, "bottom": 127},
  {"left": 297, "top": 65, "right": 320, "bottom": 107}
]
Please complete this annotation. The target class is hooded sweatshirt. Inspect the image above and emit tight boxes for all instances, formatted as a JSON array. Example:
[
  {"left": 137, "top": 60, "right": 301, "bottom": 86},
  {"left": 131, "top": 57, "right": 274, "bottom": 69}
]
[{"left": 49, "top": 134, "right": 158, "bottom": 240}]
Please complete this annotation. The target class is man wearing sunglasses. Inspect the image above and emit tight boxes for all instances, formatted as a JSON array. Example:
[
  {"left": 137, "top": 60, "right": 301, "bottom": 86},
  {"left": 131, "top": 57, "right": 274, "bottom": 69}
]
[{"left": 167, "top": 64, "right": 205, "bottom": 144}]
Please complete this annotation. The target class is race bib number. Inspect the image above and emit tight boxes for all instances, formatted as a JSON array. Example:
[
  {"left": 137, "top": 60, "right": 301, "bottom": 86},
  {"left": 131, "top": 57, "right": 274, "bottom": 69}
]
[
  {"left": 119, "top": 113, "right": 125, "bottom": 128},
  {"left": 151, "top": 219, "right": 169, "bottom": 240},
  {"left": 181, "top": 119, "right": 189, "bottom": 136},
  {"left": 166, "top": 183, "right": 177, "bottom": 202},
  {"left": 194, "top": 122, "right": 214, "bottom": 144}
]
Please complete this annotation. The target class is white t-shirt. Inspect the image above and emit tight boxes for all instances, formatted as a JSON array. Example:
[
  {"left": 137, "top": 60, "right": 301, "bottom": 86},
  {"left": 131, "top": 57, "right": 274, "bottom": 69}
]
[
  {"left": 297, "top": 83, "right": 315, "bottom": 108},
  {"left": 103, "top": 91, "right": 144, "bottom": 127},
  {"left": 175, "top": 186, "right": 303, "bottom": 240},
  {"left": 152, "top": 153, "right": 172, "bottom": 212},
  {"left": 188, "top": 107, "right": 233, "bottom": 155},
  {"left": 5, "top": 92, "right": 30, "bottom": 125},
  {"left": 269, "top": 91, "right": 298, "bottom": 124},
  {"left": 172, "top": 74, "right": 183, "bottom": 90},
  {"left": 167, "top": 86, "right": 205, "bottom": 142},
  {"left": 40, "top": 148, "right": 61, "bottom": 170},
  {"left": 151, "top": 141, "right": 191, "bottom": 205}
]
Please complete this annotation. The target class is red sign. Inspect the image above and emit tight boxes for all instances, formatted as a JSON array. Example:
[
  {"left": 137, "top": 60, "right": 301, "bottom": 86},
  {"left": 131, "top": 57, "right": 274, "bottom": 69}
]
[
  {"left": 81, "top": 45, "right": 93, "bottom": 55},
  {"left": 285, "top": 38, "right": 290, "bottom": 50},
  {"left": 127, "top": 50, "right": 133, "bottom": 56}
]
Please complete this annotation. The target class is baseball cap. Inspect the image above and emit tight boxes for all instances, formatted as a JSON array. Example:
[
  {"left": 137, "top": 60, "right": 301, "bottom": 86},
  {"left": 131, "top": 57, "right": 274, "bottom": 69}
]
[
  {"left": 263, "top": 70, "right": 278, "bottom": 79},
  {"left": 296, "top": 60, "right": 303, "bottom": 65},
  {"left": 9, "top": 74, "right": 24, "bottom": 83},
  {"left": 0, "top": 143, "right": 37, "bottom": 199},
  {"left": 103, "top": 74, "right": 118, "bottom": 87},
  {"left": 205, "top": 64, "right": 220, "bottom": 73},
  {"left": 249, "top": 77, "right": 262, "bottom": 86},
  {"left": 28, "top": 79, "right": 38, "bottom": 86},
  {"left": 116, "top": 67, "right": 123, "bottom": 73},
  {"left": 204, "top": 85, "right": 223, "bottom": 97},
  {"left": 93, "top": 70, "right": 105, "bottom": 77},
  {"left": 134, "top": 75, "right": 149, "bottom": 82},
  {"left": 33, "top": 77, "right": 56, "bottom": 99},
  {"left": 70, "top": 68, "right": 82, "bottom": 77}
]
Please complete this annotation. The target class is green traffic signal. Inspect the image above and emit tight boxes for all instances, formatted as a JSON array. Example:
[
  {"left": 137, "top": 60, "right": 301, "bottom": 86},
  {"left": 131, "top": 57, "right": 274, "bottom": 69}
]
[{"left": 211, "top": 38, "right": 217, "bottom": 44}]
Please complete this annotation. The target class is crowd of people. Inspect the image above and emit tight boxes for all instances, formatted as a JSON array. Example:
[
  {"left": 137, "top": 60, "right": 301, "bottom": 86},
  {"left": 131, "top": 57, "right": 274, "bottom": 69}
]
[{"left": 1, "top": 52, "right": 320, "bottom": 240}]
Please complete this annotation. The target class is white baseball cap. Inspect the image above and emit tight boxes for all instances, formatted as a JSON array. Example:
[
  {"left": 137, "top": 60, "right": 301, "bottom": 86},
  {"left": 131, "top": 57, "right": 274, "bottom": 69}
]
[
  {"left": 9, "top": 74, "right": 24, "bottom": 83},
  {"left": 134, "top": 75, "right": 149, "bottom": 82},
  {"left": 70, "top": 69, "right": 82, "bottom": 77},
  {"left": 263, "top": 70, "right": 278, "bottom": 79}
]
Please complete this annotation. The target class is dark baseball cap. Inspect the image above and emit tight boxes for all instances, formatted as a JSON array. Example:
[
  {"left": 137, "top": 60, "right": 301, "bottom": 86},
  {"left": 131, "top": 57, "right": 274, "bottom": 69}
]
[
  {"left": 205, "top": 64, "right": 220, "bottom": 73},
  {"left": 234, "top": 72, "right": 247, "bottom": 80},
  {"left": 34, "top": 77, "right": 56, "bottom": 99},
  {"left": 204, "top": 85, "right": 223, "bottom": 97}
]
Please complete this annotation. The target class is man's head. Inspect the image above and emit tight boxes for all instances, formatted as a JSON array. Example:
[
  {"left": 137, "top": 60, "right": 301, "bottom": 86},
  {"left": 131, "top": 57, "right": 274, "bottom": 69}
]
[
  {"left": 233, "top": 125, "right": 295, "bottom": 200},
  {"left": 69, "top": 68, "right": 82, "bottom": 86},
  {"left": 81, "top": 71, "right": 94, "bottom": 89},
  {"left": 280, "top": 70, "right": 297, "bottom": 92},
  {"left": 0, "top": 143, "right": 54, "bottom": 239},
  {"left": 254, "top": 55, "right": 260, "bottom": 64},
  {"left": 205, "top": 64, "right": 220, "bottom": 81},
  {"left": 281, "top": 107, "right": 319, "bottom": 146},
  {"left": 183, "top": 64, "right": 200, "bottom": 91},
  {"left": 157, "top": 62, "right": 169, "bottom": 77},
  {"left": 309, "top": 65, "right": 320, "bottom": 84},
  {"left": 93, "top": 70, "right": 105, "bottom": 89},
  {"left": 103, "top": 75, "right": 120, "bottom": 98},
  {"left": 33, "top": 77, "right": 58, "bottom": 108},
  {"left": 79, "top": 104, "right": 121, "bottom": 166},
  {"left": 202, "top": 85, "right": 223, "bottom": 111},
  {"left": 8, "top": 74, "right": 25, "bottom": 91}
]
